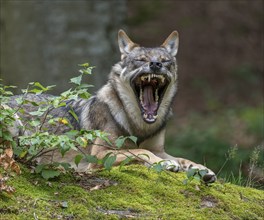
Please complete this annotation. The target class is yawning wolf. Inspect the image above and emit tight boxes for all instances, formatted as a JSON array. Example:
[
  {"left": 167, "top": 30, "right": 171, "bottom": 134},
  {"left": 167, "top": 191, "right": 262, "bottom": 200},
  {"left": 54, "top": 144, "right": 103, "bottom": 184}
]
[{"left": 6, "top": 30, "right": 216, "bottom": 183}]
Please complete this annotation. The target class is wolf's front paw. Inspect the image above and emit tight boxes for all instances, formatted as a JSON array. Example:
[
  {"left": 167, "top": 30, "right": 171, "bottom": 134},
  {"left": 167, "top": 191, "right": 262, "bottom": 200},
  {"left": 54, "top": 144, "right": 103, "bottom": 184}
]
[
  {"left": 202, "top": 170, "right": 217, "bottom": 183},
  {"left": 188, "top": 165, "right": 217, "bottom": 183},
  {"left": 160, "top": 160, "right": 181, "bottom": 172}
]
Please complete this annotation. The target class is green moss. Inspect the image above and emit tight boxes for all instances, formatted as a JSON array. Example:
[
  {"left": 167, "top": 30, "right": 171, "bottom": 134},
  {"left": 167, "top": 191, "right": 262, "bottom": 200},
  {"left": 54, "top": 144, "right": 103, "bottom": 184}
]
[{"left": 1, "top": 165, "right": 264, "bottom": 219}]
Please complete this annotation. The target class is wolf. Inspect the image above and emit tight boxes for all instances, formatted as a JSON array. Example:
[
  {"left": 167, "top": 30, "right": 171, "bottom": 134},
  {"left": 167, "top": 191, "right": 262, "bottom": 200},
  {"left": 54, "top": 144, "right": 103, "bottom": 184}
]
[{"left": 5, "top": 30, "right": 216, "bottom": 183}]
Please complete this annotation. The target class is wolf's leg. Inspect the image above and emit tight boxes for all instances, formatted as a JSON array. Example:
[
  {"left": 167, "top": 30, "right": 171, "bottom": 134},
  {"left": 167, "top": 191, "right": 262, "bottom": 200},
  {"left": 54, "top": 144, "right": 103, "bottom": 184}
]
[
  {"left": 156, "top": 152, "right": 216, "bottom": 183},
  {"left": 87, "top": 148, "right": 180, "bottom": 171},
  {"left": 91, "top": 149, "right": 162, "bottom": 166}
]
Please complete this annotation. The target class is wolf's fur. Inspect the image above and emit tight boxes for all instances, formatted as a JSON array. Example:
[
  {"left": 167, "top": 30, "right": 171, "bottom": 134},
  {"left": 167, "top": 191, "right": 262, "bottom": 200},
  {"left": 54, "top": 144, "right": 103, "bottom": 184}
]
[{"left": 5, "top": 30, "right": 216, "bottom": 183}]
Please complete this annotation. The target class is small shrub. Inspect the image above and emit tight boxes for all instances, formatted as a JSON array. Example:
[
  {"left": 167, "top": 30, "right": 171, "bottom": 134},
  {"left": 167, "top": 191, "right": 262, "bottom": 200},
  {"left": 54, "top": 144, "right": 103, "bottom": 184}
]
[{"left": 0, "top": 64, "right": 143, "bottom": 180}]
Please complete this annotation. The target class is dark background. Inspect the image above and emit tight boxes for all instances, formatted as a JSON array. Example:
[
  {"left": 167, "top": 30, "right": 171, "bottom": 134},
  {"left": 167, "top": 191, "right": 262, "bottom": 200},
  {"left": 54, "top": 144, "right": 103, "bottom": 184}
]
[{"left": 0, "top": 0, "right": 263, "bottom": 186}]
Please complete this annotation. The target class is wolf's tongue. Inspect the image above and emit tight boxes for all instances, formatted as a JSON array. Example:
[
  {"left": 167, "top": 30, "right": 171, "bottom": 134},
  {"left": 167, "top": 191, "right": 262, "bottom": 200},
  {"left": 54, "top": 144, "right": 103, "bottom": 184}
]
[{"left": 142, "top": 85, "right": 158, "bottom": 120}]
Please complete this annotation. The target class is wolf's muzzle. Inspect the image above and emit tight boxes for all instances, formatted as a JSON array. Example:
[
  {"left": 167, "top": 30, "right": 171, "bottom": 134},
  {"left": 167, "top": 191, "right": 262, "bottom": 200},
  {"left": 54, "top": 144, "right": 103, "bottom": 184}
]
[
  {"left": 149, "top": 61, "right": 162, "bottom": 72},
  {"left": 131, "top": 71, "right": 169, "bottom": 124}
]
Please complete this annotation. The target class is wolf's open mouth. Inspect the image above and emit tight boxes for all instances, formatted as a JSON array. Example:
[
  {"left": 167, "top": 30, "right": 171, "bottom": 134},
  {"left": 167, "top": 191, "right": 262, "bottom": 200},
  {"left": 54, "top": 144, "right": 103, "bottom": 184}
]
[{"left": 132, "top": 73, "right": 169, "bottom": 123}]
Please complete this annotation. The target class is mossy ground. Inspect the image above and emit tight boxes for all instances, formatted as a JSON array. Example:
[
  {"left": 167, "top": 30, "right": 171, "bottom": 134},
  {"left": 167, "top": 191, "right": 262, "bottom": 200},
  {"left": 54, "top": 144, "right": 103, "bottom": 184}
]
[{"left": 0, "top": 165, "right": 263, "bottom": 220}]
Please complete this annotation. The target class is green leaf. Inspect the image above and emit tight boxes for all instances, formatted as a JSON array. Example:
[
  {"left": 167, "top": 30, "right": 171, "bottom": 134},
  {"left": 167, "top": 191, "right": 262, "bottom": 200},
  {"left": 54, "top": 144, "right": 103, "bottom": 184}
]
[
  {"left": 41, "top": 169, "right": 61, "bottom": 180},
  {"left": 119, "top": 156, "right": 133, "bottom": 170},
  {"left": 187, "top": 168, "right": 198, "bottom": 178},
  {"left": 69, "top": 108, "right": 79, "bottom": 122},
  {"left": 93, "top": 130, "right": 111, "bottom": 146},
  {"left": 33, "top": 82, "right": 55, "bottom": 92},
  {"left": 29, "top": 120, "right": 41, "bottom": 127},
  {"left": 194, "top": 174, "right": 201, "bottom": 181},
  {"left": 83, "top": 133, "right": 95, "bottom": 142},
  {"left": 19, "top": 150, "right": 28, "bottom": 158},
  {"left": 46, "top": 85, "right": 56, "bottom": 91},
  {"left": 78, "top": 91, "right": 90, "bottom": 99},
  {"left": 198, "top": 169, "right": 208, "bottom": 178},
  {"left": 35, "top": 164, "right": 45, "bottom": 174},
  {"left": 58, "top": 139, "right": 74, "bottom": 156},
  {"left": 34, "top": 82, "right": 46, "bottom": 90},
  {"left": 27, "top": 101, "right": 39, "bottom": 106},
  {"left": 74, "top": 154, "right": 83, "bottom": 167},
  {"left": 28, "top": 110, "right": 45, "bottom": 116},
  {"left": 115, "top": 136, "right": 125, "bottom": 149},
  {"left": 115, "top": 136, "right": 138, "bottom": 149},
  {"left": 3, "top": 91, "right": 14, "bottom": 96},
  {"left": 27, "top": 82, "right": 54, "bottom": 94},
  {"left": 65, "top": 130, "right": 79, "bottom": 138},
  {"left": 85, "top": 155, "right": 98, "bottom": 164},
  {"left": 152, "top": 163, "right": 164, "bottom": 173},
  {"left": 2, "top": 131, "right": 14, "bottom": 141},
  {"left": 29, "top": 88, "right": 43, "bottom": 95},
  {"left": 4, "top": 85, "right": 17, "bottom": 89},
  {"left": 104, "top": 155, "right": 116, "bottom": 171},
  {"left": 57, "top": 162, "right": 71, "bottom": 171},
  {"left": 76, "top": 137, "right": 86, "bottom": 147},
  {"left": 60, "top": 88, "right": 72, "bottom": 98},
  {"left": 15, "top": 97, "right": 24, "bottom": 105},
  {"left": 128, "top": 136, "right": 137, "bottom": 144},
  {"left": 70, "top": 75, "right": 82, "bottom": 86},
  {"left": 77, "top": 84, "right": 93, "bottom": 89},
  {"left": 78, "top": 63, "right": 89, "bottom": 68},
  {"left": 82, "top": 68, "right": 93, "bottom": 75}
]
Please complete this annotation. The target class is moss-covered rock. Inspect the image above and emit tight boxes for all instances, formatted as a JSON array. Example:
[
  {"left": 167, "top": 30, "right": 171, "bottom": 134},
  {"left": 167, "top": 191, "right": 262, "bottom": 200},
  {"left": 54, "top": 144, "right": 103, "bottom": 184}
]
[{"left": 1, "top": 165, "right": 263, "bottom": 219}]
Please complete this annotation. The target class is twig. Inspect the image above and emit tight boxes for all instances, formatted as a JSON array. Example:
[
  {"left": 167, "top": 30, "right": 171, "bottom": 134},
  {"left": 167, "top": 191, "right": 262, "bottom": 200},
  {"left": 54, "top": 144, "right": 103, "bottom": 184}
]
[
  {"left": 38, "top": 107, "right": 53, "bottom": 132},
  {"left": 86, "top": 142, "right": 182, "bottom": 182},
  {"left": 27, "top": 148, "right": 57, "bottom": 162}
]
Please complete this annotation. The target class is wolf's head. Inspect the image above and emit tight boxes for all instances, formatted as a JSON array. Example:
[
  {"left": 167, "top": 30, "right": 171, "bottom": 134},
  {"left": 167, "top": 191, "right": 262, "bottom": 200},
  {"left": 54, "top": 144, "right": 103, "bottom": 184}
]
[{"left": 110, "top": 30, "right": 179, "bottom": 130}]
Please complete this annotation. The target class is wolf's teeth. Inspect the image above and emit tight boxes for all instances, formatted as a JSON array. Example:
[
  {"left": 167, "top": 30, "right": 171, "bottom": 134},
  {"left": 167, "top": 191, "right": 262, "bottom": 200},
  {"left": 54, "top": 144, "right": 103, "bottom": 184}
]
[
  {"left": 143, "top": 113, "right": 148, "bottom": 119},
  {"left": 155, "top": 89, "right": 159, "bottom": 102},
  {"left": 153, "top": 115, "right": 158, "bottom": 119},
  {"left": 140, "top": 86, "right": 143, "bottom": 101},
  {"left": 140, "top": 74, "right": 165, "bottom": 83},
  {"left": 158, "top": 75, "right": 165, "bottom": 83}
]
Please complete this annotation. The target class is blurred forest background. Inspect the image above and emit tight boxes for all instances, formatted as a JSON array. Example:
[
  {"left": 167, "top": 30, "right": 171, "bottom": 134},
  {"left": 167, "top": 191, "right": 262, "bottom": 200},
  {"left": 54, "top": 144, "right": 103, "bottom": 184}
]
[{"left": 0, "top": 0, "right": 263, "bottom": 186}]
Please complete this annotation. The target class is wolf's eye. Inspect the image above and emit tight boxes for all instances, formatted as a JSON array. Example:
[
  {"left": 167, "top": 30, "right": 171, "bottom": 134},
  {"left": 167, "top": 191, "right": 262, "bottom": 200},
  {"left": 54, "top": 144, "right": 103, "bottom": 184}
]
[
  {"left": 161, "top": 58, "right": 171, "bottom": 63},
  {"left": 135, "top": 58, "right": 147, "bottom": 62}
]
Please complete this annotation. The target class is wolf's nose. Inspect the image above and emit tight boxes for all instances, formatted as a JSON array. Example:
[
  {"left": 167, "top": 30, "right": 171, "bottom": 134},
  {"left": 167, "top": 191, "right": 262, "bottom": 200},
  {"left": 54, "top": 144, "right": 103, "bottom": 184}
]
[{"left": 149, "top": 61, "right": 162, "bottom": 72}]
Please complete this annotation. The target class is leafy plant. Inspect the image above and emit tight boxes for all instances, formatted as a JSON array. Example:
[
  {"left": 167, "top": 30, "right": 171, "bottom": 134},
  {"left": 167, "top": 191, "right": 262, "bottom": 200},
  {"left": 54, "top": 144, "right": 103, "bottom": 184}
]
[
  {"left": 0, "top": 64, "right": 145, "bottom": 180},
  {"left": 0, "top": 81, "right": 17, "bottom": 151}
]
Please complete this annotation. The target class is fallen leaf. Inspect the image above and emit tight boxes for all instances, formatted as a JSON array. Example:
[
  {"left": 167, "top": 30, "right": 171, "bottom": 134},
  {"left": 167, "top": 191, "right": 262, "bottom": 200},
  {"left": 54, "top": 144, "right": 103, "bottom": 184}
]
[
  {"left": 5, "top": 148, "right": 13, "bottom": 158},
  {"left": 0, "top": 148, "right": 21, "bottom": 174}
]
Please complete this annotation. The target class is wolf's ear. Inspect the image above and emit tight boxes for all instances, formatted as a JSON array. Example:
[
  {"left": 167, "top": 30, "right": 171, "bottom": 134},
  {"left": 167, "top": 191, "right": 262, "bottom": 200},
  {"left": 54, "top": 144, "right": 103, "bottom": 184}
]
[
  {"left": 118, "top": 30, "right": 138, "bottom": 56},
  {"left": 161, "top": 31, "right": 179, "bottom": 56}
]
